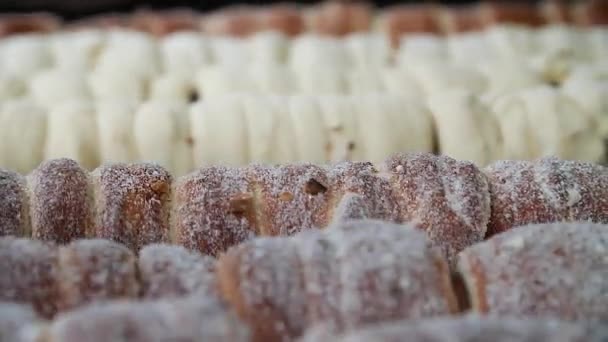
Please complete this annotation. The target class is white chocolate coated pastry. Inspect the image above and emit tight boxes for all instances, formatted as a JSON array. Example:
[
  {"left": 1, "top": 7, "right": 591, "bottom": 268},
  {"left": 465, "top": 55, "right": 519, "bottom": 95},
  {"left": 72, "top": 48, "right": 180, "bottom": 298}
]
[
  {"left": 0, "top": 72, "right": 25, "bottom": 101},
  {"left": 247, "top": 31, "right": 289, "bottom": 64},
  {"left": 160, "top": 32, "right": 210, "bottom": 80},
  {"left": 96, "top": 29, "right": 160, "bottom": 80},
  {"left": 287, "top": 95, "right": 328, "bottom": 163},
  {"left": 317, "top": 95, "right": 360, "bottom": 161},
  {"left": 344, "top": 33, "right": 391, "bottom": 67},
  {"left": 44, "top": 100, "right": 99, "bottom": 170},
  {"left": 382, "top": 95, "right": 433, "bottom": 154},
  {"left": 249, "top": 64, "right": 296, "bottom": 94},
  {"left": 352, "top": 94, "right": 402, "bottom": 162},
  {"left": 396, "top": 34, "right": 448, "bottom": 65},
  {"left": 491, "top": 85, "right": 604, "bottom": 162},
  {"left": 209, "top": 37, "right": 249, "bottom": 66},
  {"left": 134, "top": 101, "right": 193, "bottom": 176},
  {"left": 0, "top": 99, "right": 46, "bottom": 174},
  {"left": 149, "top": 73, "right": 196, "bottom": 103},
  {"left": 562, "top": 74, "right": 608, "bottom": 139},
  {"left": 290, "top": 35, "right": 351, "bottom": 71},
  {"left": 28, "top": 68, "right": 90, "bottom": 108},
  {"left": 189, "top": 97, "right": 249, "bottom": 166},
  {"left": 88, "top": 66, "right": 148, "bottom": 101},
  {"left": 241, "top": 95, "right": 297, "bottom": 163},
  {"left": 405, "top": 61, "right": 488, "bottom": 96},
  {"left": 195, "top": 65, "right": 255, "bottom": 96},
  {"left": 294, "top": 65, "right": 347, "bottom": 94},
  {"left": 95, "top": 100, "right": 137, "bottom": 164},
  {"left": 49, "top": 30, "right": 105, "bottom": 71},
  {"left": 427, "top": 89, "right": 503, "bottom": 165},
  {"left": 0, "top": 35, "right": 51, "bottom": 79}
]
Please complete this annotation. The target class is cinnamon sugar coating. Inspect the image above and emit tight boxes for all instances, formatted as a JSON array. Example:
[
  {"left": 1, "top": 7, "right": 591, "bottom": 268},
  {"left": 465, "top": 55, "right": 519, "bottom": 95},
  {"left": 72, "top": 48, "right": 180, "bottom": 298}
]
[
  {"left": 457, "top": 222, "right": 608, "bottom": 322},
  {"left": 172, "top": 166, "right": 255, "bottom": 256},
  {"left": 301, "top": 314, "right": 608, "bottom": 342},
  {"left": 383, "top": 153, "right": 490, "bottom": 263},
  {"left": 248, "top": 163, "right": 333, "bottom": 236},
  {"left": 217, "top": 220, "right": 457, "bottom": 341},
  {"left": 484, "top": 158, "right": 608, "bottom": 237},
  {"left": 92, "top": 163, "right": 172, "bottom": 252},
  {"left": 0, "top": 169, "right": 29, "bottom": 237},
  {"left": 138, "top": 244, "right": 217, "bottom": 299},
  {"left": 56, "top": 239, "right": 139, "bottom": 312},
  {"left": 49, "top": 297, "right": 250, "bottom": 342},
  {"left": 0, "top": 237, "right": 59, "bottom": 318},
  {"left": 28, "top": 159, "right": 93, "bottom": 243}
]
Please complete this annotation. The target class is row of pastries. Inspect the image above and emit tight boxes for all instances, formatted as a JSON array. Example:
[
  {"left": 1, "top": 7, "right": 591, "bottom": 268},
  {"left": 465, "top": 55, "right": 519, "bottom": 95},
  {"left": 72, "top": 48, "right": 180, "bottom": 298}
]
[{"left": 0, "top": 89, "right": 603, "bottom": 175}]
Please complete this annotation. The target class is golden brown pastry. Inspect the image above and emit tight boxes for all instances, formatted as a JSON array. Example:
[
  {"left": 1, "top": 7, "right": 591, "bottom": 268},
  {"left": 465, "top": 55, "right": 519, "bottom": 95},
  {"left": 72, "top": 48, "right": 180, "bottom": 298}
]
[
  {"left": 28, "top": 159, "right": 94, "bottom": 243},
  {"left": 91, "top": 163, "right": 172, "bottom": 252},
  {"left": 457, "top": 222, "right": 608, "bottom": 322}
]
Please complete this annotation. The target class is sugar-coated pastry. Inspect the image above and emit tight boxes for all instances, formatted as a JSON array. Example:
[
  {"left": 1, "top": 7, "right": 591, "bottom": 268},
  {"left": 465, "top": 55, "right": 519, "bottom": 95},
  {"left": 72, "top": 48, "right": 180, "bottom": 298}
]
[
  {"left": 427, "top": 89, "right": 503, "bottom": 165},
  {"left": 133, "top": 101, "right": 193, "bottom": 176},
  {"left": 0, "top": 302, "right": 43, "bottom": 342},
  {"left": 490, "top": 85, "right": 604, "bottom": 162},
  {"left": 247, "top": 163, "right": 332, "bottom": 235},
  {"left": 91, "top": 163, "right": 172, "bottom": 251},
  {"left": 301, "top": 315, "right": 608, "bottom": 342},
  {"left": 0, "top": 169, "right": 29, "bottom": 237},
  {"left": 328, "top": 162, "right": 400, "bottom": 224},
  {"left": 172, "top": 166, "right": 255, "bottom": 256},
  {"left": 138, "top": 244, "right": 217, "bottom": 298},
  {"left": 56, "top": 239, "right": 138, "bottom": 312},
  {"left": 317, "top": 95, "right": 360, "bottom": 161},
  {"left": 49, "top": 297, "right": 250, "bottom": 342},
  {"left": 217, "top": 220, "right": 457, "bottom": 341},
  {"left": 0, "top": 13, "right": 60, "bottom": 37},
  {"left": 382, "top": 153, "right": 490, "bottom": 262},
  {"left": 95, "top": 100, "right": 137, "bottom": 164},
  {"left": 484, "top": 158, "right": 608, "bottom": 236},
  {"left": 28, "top": 68, "right": 90, "bottom": 108},
  {"left": 49, "top": 30, "right": 105, "bottom": 71},
  {"left": 287, "top": 96, "right": 328, "bottom": 163},
  {"left": 0, "top": 99, "right": 46, "bottom": 174},
  {"left": 189, "top": 97, "right": 249, "bottom": 166},
  {"left": 28, "top": 159, "right": 94, "bottom": 243},
  {"left": 458, "top": 222, "right": 608, "bottom": 322},
  {"left": 0, "top": 237, "right": 59, "bottom": 318},
  {"left": 44, "top": 100, "right": 99, "bottom": 170},
  {"left": 160, "top": 32, "right": 210, "bottom": 79},
  {"left": 0, "top": 35, "right": 51, "bottom": 79}
]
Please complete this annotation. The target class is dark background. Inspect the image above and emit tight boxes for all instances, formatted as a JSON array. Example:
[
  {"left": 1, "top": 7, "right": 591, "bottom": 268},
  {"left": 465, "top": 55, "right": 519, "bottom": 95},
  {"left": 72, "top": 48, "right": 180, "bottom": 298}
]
[{"left": 0, "top": 0, "right": 524, "bottom": 19}]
